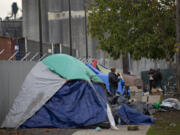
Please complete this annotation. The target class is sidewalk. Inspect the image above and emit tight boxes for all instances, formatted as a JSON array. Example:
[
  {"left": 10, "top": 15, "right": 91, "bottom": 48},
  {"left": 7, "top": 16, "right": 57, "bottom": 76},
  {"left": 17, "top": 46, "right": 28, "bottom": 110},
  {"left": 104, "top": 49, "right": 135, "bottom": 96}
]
[{"left": 73, "top": 125, "right": 150, "bottom": 135}]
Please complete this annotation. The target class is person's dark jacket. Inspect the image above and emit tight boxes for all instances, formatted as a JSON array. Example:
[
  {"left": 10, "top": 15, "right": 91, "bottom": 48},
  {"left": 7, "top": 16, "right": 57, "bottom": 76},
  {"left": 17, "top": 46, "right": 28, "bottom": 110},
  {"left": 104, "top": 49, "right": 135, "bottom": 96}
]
[
  {"left": 156, "top": 71, "right": 162, "bottom": 81},
  {"left": 155, "top": 71, "right": 163, "bottom": 86},
  {"left": 109, "top": 72, "right": 119, "bottom": 89}
]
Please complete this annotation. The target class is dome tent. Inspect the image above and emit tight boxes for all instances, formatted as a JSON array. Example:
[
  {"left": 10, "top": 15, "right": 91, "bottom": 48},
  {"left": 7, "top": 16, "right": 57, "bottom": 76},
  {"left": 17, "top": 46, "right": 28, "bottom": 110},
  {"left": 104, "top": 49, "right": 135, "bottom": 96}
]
[{"left": 1, "top": 54, "right": 116, "bottom": 129}]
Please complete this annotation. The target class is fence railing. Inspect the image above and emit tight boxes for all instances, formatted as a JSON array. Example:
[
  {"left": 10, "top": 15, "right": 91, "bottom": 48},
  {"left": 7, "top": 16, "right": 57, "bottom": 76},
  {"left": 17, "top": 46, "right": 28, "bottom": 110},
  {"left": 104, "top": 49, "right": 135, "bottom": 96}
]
[{"left": 0, "top": 48, "right": 96, "bottom": 64}]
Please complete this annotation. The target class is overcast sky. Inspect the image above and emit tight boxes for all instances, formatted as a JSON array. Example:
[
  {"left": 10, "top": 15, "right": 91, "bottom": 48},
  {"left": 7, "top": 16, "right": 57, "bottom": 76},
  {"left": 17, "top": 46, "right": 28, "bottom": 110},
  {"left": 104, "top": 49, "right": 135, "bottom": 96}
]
[{"left": 0, "top": 0, "right": 22, "bottom": 19}]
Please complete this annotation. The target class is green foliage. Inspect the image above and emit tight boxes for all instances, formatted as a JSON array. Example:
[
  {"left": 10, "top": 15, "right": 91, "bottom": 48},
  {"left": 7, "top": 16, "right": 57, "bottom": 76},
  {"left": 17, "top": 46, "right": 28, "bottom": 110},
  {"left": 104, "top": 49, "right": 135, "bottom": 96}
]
[{"left": 87, "top": 0, "right": 176, "bottom": 61}]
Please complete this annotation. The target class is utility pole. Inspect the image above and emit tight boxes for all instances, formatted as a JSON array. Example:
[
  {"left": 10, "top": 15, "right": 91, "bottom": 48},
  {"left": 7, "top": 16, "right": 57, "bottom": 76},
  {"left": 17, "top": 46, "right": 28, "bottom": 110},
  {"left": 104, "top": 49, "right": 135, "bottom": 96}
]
[
  {"left": 38, "top": 0, "right": 43, "bottom": 57},
  {"left": 176, "top": 0, "right": 180, "bottom": 96},
  {"left": 68, "top": 0, "right": 72, "bottom": 56},
  {"left": 84, "top": 0, "right": 88, "bottom": 59}
]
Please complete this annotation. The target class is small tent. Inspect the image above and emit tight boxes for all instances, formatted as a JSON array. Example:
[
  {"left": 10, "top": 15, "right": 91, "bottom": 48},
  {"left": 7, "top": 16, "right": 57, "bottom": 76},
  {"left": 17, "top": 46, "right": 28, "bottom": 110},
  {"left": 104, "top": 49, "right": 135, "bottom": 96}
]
[{"left": 1, "top": 54, "right": 116, "bottom": 129}]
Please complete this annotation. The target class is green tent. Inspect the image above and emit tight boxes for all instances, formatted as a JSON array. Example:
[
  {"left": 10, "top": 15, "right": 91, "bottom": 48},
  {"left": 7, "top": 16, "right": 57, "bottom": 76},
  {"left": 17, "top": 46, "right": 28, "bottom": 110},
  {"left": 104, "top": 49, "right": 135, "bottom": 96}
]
[{"left": 42, "top": 54, "right": 102, "bottom": 82}]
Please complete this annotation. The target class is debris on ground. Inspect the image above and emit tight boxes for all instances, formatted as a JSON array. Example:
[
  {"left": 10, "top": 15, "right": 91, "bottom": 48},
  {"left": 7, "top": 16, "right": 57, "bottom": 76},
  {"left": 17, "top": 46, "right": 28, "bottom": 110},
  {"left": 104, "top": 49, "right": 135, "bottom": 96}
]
[
  {"left": 127, "top": 125, "right": 139, "bottom": 131},
  {"left": 160, "top": 98, "right": 180, "bottom": 111},
  {"left": 95, "top": 126, "right": 102, "bottom": 131}
]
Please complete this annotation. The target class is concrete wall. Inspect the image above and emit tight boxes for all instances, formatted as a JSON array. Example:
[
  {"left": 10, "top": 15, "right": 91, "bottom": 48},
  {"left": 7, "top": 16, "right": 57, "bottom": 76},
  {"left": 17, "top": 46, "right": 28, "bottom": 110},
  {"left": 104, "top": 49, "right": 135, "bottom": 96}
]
[
  {"left": 23, "top": 0, "right": 39, "bottom": 41},
  {"left": 23, "top": 0, "right": 49, "bottom": 42},
  {"left": 0, "top": 61, "right": 36, "bottom": 125}
]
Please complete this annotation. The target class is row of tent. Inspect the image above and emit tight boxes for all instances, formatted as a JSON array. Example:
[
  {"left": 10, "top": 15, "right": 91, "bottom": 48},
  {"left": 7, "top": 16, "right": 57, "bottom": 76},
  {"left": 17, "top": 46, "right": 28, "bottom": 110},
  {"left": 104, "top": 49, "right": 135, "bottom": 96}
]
[
  {"left": 87, "top": 60, "right": 143, "bottom": 95},
  {"left": 1, "top": 54, "right": 153, "bottom": 129}
]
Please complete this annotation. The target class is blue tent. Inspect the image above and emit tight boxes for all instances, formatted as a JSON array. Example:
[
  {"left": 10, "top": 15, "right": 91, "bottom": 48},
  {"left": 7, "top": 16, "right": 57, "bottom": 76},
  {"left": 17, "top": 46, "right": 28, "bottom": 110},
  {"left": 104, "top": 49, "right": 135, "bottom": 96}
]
[
  {"left": 87, "top": 64, "right": 125, "bottom": 95},
  {"left": 20, "top": 80, "right": 108, "bottom": 128},
  {"left": 118, "top": 104, "right": 154, "bottom": 125}
]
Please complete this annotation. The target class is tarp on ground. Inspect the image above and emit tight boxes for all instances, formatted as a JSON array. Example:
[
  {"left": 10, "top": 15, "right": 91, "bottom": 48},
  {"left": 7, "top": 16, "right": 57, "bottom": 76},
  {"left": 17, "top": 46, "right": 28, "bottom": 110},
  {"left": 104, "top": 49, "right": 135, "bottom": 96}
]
[
  {"left": 42, "top": 54, "right": 102, "bottom": 82},
  {"left": 87, "top": 64, "right": 125, "bottom": 95},
  {"left": 118, "top": 104, "right": 154, "bottom": 125},
  {"left": 1, "top": 62, "right": 66, "bottom": 128},
  {"left": 20, "top": 80, "right": 108, "bottom": 128}
]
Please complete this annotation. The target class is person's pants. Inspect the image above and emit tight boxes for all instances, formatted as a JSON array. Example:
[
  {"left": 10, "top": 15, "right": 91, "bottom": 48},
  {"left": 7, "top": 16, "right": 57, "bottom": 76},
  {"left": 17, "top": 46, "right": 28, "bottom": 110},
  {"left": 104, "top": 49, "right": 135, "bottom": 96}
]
[
  {"left": 124, "top": 86, "right": 130, "bottom": 99},
  {"left": 110, "top": 87, "right": 117, "bottom": 96},
  {"left": 159, "top": 82, "right": 165, "bottom": 94},
  {"left": 149, "top": 80, "right": 153, "bottom": 94},
  {"left": 156, "top": 81, "right": 165, "bottom": 94}
]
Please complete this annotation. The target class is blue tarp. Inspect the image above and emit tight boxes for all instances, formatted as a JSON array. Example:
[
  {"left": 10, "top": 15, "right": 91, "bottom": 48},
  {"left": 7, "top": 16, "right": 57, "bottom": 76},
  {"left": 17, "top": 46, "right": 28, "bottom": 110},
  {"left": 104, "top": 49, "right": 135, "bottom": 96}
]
[
  {"left": 87, "top": 64, "right": 101, "bottom": 74},
  {"left": 118, "top": 104, "right": 154, "bottom": 125},
  {"left": 87, "top": 64, "right": 125, "bottom": 95},
  {"left": 20, "top": 80, "right": 108, "bottom": 128}
]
